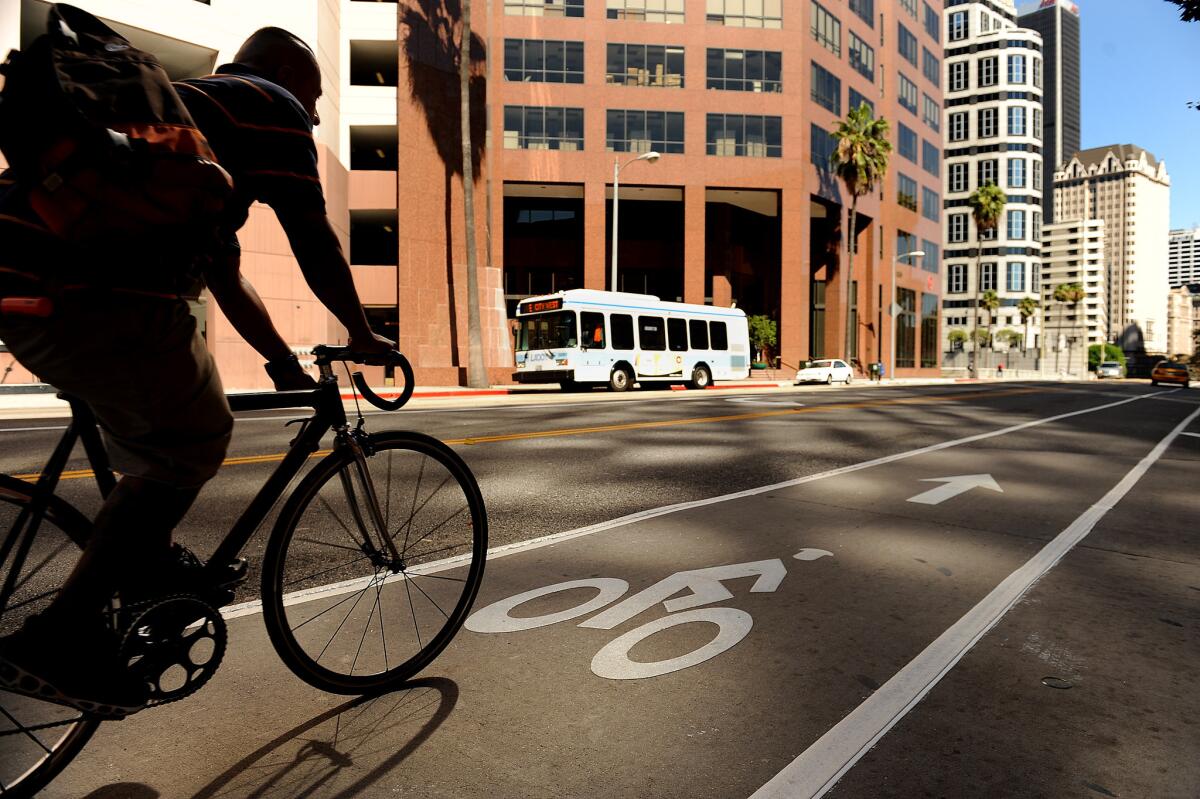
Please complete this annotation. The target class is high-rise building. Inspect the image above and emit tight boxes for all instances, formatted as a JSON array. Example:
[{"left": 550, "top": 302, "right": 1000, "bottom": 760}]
[
  {"left": 940, "top": 1, "right": 1043, "bottom": 354},
  {"left": 1054, "top": 145, "right": 1170, "bottom": 352},
  {"left": 1041, "top": 218, "right": 1105, "bottom": 373},
  {"left": 1, "top": 0, "right": 950, "bottom": 386},
  {"left": 1018, "top": 0, "right": 1081, "bottom": 226},
  {"left": 1166, "top": 285, "right": 1198, "bottom": 358},
  {"left": 1169, "top": 227, "right": 1200, "bottom": 287}
]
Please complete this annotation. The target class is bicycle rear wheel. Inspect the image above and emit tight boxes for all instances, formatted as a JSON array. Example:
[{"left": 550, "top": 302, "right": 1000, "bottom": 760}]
[
  {"left": 0, "top": 475, "right": 102, "bottom": 798},
  {"left": 261, "top": 432, "right": 487, "bottom": 694}
]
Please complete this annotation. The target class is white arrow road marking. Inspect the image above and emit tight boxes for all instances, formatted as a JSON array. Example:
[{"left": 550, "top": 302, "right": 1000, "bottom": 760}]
[
  {"left": 906, "top": 474, "right": 1003, "bottom": 505},
  {"left": 794, "top": 549, "right": 834, "bottom": 561},
  {"left": 1181, "top": 432, "right": 1200, "bottom": 439}
]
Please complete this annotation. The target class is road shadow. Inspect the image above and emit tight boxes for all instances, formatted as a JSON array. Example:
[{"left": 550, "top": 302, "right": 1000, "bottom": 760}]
[
  {"left": 187, "top": 678, "right": 458, "bottom": 799},
  {"left": 81, "top": 784, "right": 159, "bottom": 799}
]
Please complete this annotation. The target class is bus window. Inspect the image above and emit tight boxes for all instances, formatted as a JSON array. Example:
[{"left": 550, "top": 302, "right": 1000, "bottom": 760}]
[
  {"left": 710, "top": 321, "right": 728, "bottom": 350},
  {"left": 581, "top": 311, "right": 606, "bottom": 349},
  {"left": 639, "top": 316, "right": 666, "bottom": 351},
  {"left": 668, "top": 318, "right": 688, "bottom": 351},
  {"left": 516, "top": 312, "right": 577, "bottom": 351},
  {"left": 689, "top": 319, "right": 709, "bottom": 350},
  {"left": 611, "top": 314, "right": 634, "bottom": 349}
]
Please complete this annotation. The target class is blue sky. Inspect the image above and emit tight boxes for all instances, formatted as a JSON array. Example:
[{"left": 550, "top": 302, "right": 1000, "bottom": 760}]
[{"left": 1078, "top": 0, "right": 1200, "bottom": 229}]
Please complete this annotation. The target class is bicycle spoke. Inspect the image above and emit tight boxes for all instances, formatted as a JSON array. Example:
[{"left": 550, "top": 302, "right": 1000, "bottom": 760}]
[
  {"left": 1, "top": 586, "right": 59, "bottom": 615},
  {"left": 314, "top": 574, "right": 378, "bottom": 665},
  {"left": 402, "top": 577, "right": 423, "bottom": 650},
  {"left": 400, "top": 455, "right": 427, "bottom": 554},
  {"left": 403, "top": 572, "right": 450, "bottom": 620},
  {"left": 289, "top": 581, "right": 374, "bottom": 632},
  {"left": 8, "top": 537, "right": 72, "bottom": 596},
  {"left": 316, "top": 494, "right": 372, "bottom": 552},
  {"left": 349, "top": 579, "right": 382, "bottom": 677},
  {"left": 403, "top": 570, "right": 466, "bottom": 583},
  {"left": 0, "top": 704, "right": 52, "bottom": 756},
  {"left": 282, "top": 553, "right": 374, "bottom": 590},
  {"left": 400, "top": 541, "right": 473, "bottom": 564},
  {"left": 399, "top": 504, "right": 469, "bottom": 557},
  {"left": 292, "top": 536, "right": 363, "bottom": 555},
  {"left": 383, "top": 449, "right": 393, "bottom": 531}
]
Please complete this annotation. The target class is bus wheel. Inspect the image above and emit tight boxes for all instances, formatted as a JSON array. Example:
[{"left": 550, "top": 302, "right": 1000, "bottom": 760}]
[
  {"left": 689, "top": 365, "right": 712, "bottom": 390},
  {"left": 609, "top": 367, "right": 632, "bottom": 392}
]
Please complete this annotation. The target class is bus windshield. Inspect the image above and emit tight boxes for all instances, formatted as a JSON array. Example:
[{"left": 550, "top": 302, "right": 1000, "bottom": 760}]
[{"left": 516, "top": 311, "right": 577, "bottom": 351}]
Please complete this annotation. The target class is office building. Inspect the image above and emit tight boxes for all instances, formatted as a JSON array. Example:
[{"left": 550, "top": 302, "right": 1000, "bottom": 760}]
[
  {"left": 940, "top": 0, "right": 1043, "bottom": 353},
  {"left": 1040, "top": 219, "right": 1105, "bottom": 373},
  {"left": 1169, "top": 227, "right": 1200, "bottom": 287},
  {"left": 1018, "top": 0, "right": 1080, "bottom": 226},
  {"left": 1166, "top": 285, "right": 1197, "bottom": 358},
  {"left": 1054, "top": 144, "right": 1170, "bottom": 352}
]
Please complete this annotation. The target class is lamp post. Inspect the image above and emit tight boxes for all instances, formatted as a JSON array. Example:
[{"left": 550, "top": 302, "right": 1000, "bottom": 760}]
[
  {"left": 611, "top": 150, "right": 660, "bottom": 292},
  {"left": 890, "top": 249, "right": 925, "bottom": 381}
]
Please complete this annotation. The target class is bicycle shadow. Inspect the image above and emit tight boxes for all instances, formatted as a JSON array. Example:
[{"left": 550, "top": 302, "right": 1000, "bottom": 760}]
[{"left": 185, "top": 677, "right": 458, "bottom": 799}]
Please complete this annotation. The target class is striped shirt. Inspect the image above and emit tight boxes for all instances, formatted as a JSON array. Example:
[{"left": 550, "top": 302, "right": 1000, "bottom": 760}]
[{"left": 174, "top": 64, "right": 326, "bottom": 243}]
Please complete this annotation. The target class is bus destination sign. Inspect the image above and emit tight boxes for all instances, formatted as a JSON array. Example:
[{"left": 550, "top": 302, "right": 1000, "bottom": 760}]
[{"left": 520, "top": 298, "right": 562, "bottom": 314}]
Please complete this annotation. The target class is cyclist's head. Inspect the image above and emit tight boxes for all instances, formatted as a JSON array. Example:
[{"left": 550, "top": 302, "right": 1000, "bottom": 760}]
[{"left": 234, "top": 27, "right": 323, "bottom": 126}]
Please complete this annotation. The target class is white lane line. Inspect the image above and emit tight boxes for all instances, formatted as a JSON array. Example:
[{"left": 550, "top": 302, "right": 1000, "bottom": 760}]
[
  {"left": 749, "top": 400, "right": 1200, "bottom": 799},
  {"left": 218, "top": 389, "right": 1174, "bottom": 621},
  {"left": 0, "top": 425, "right": 69, "bottom": 433},
  {"left": 1180, "top": 431, "right": 1200, "bottom": 438}
]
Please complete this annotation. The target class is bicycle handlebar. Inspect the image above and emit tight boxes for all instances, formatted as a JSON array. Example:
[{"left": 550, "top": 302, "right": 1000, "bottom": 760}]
[{"left": 311, "top": 345, "right": 416, "bottom": 411}]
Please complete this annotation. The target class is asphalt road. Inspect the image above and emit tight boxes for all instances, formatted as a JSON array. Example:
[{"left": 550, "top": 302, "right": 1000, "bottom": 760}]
[{"left": 2, "top": 381, "right": 1198, "bottom": 798}]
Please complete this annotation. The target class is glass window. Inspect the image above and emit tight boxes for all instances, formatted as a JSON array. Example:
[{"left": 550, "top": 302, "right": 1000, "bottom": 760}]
[
  {"left": 896, "top": 287, "right": 916, "bottom": 368},
  {"left": 1033, "top": 58, "right": 1042, "bottom": 89},
  {"left": 581, "top": 312, "right": 606, "bottom": 348},
  {"left": 1033, "top": 160, "right": 1042, "bottom": 190},
  {"left": 639, "top": 316, "right": 666, "bottom": 350},
  {"left": 1006, "top": 262, "right": 1025, "bottom": 292},
  {"left": 505, "top": 39, "right": 584, "bottom": 83},
  {"left": 516, "top": 311, "right": 578, "bottom": 350},
  {"left": 980, "top": 262, "right": 996, "bottom": 291},
  {"left": 924, "top": 3, "right": 939, "bottom": 41},
  {"left": 611, "top": 314, "right": 634, "bottom": 349},
  {"left": 606, "top": 44, "right": 685, "bottom": 88},
  {"left": 922, "top": 48, "right": 939, "bottom": 86},
  {"left": 949, "top": 213, "right": 967, "bottom": 243},
  {"left": 898, "top": 123, "right": 917, "bottom": 162},
  {"left": 948, "top": 11, "right": 967, "bottom": 42},
  {"left": 978, "top": 107, "right": 997, "bottom": 138},
  {"left": 1007, "top": 54, "right": 1026, "bottom": 85},
  {"left": 949, "top": 111, "right": 967, "bottom": 141},
  {"left": 921, "top": 139, "right": 939, "bottom": 177},
  {"left": 899, "top": 0, "right": 916, "bottom": 16},
  {"left": 898, "top": 23, "right": 918, "bottom": 66},
  {"left": 1032, "top": 211, "right": 1042, "bottom": 242},
  {"left": 609, "top": 0, "right": 685, "bottom": 23},
  {"left": 898, "top": 73, "right": 918, "bottom": 114},
  {"left": 506, "top": 0, "right": 584, "bottom": 17},
  {"left": 811, "top": 2, "right": 841, "bottom": 56},
  {"left": 811, "top": 62, "right": 841, "bottom": 115},
  {"left": 689, "top": 319, "right": 710, "bottom": 349},
  {"left": 921, "top": 292, "right": 938, "bottom": 368},
  {"left": 1008, "top": 106, "right": 1026, "bottom": 137},
  {"left": 606, "top": 110, "right": 685, "bottom": 154},
  {"left": 978, "top": 158, "right": 997, "bottom": 186},
  {"left": 950, "top": 162, "right": 967, "bottom": 192},
  {"left": 707, "top": 114, "right": 782, "bottom": 157},
  {"left": 921, "top": 186, "right": 939, "bottom": 221},
  {"left": 922, "top": 94, "right": 940, "bottom": 131},
  {"left": 707, "top": 48, "right": 782, "bottom": 92},
  {"left": 849, "top": 88, "right": 874, "bottom": 116},
  {"left": 949, "top": 263, "right": 967, "bottom": 292},
  {"left": 979, "top": 57, "right": 997, "bottom": 88},
  {"left": 849, "top": 0, "right": 873, "bottom": 27},
  {"left": 949, "top": 61, "right": 967, "bottom": 92},
  {"left": 811, "top": 123, "right": 837, "bottom": 168},
  {"left": 921, "top": 240, "right": 940, "bottom": 273},
  {"left": 1007, "top": 157, "right": 1026, "bottom": 188},
  {"left": 667, "top": 318, "right": 688, "bottom": 351},
  {"left": 898, "top": 173, "right": 918, "bottom": 211},
  {"left": 849, "top": 33, "right": 874, "bottom": 82},
  {"left": 710, "top": 321, "right": 729, "bottom": 350},
  {"left": 708, "top": 0, "right": 781, "bottom": 27},
  {"left": 1033, "top": 108, "right": 1042, "bottom": 140},
  {"left": 1007, "top": 209, "right": 1025, "bottom": 240},
  {"left": 503, "top": 106, "right": 585, "bottom": 150}
]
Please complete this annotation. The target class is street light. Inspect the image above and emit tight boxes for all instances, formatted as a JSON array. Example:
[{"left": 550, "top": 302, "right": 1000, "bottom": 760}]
[
  {"left": 890, "top": 249, "right": 925, "bottom": 380},
  {"left": 611, "top": 150, "right": 660, "bottom": 292}
]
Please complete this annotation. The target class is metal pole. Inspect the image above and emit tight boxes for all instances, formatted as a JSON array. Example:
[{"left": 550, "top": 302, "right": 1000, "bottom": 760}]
[{"left": 610, "top": 157, "right": 620, "bottom": 292}]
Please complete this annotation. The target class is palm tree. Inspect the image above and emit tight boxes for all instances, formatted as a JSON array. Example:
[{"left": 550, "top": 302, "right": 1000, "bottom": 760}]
[
  {"left": 459, "top": 0, "right": 487, "bottom": 387},
  {"left": 967, "top": 183, "right": 1007, "bottom": 375},
  {"left": 1017, "top": 296, "right": 1039, "bottom": 355},
  {"left": 980, "top": 289, "right": 1001, "bottom": 367},
  {"left": 831, "top": 103, "right": 892, "bottom": 366},
  {"left": 1053, "top": 282, "right": 1085, "bottom": 375}
]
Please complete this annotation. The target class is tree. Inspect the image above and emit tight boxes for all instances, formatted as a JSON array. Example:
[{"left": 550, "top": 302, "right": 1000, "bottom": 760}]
[
  {"left": 980, "top": 289, "right": 1001, "bottom": 360},
  {"left": 747, "top": 315, "right": 778, "bottom": 365},
  {"left": 1017, "top": 296, "right": 1039, "bottom": 354},
  {"left": 1088, "top": 343, "right": 1126, "bottom": 371},
  {"left": 967, "top": 183, "right": 1007, "bottom": 374},
  {"left": 948, "top": 329, "right": 968, "bottom": 351},
  {"left": 1053, "top": 282, "right": 1085, "bottom": 374},
  {"left": 996, "top": 328, "right": 1023, "bottom": 350},
  {"left": 458, "top": 0, "right": 487, "bottom": 387},
  {"left": 971, "top": 329, "right": 992, "bottom": 349},
  {"left": 831, "top": 103, "right": 892, "bottom": 366},
  {"left": 1166, "top": 0, "right": 1200, "bottom": 22}
]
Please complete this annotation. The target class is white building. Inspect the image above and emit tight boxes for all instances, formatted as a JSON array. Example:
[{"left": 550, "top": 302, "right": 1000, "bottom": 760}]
[
  {"left": 1168, "top": 227, "right": 1200, "bottom": 288},
  {"left": 1041, "top": 219, "right": 1106, "bottom": 373},
  {"left": 941, "top": 0, "right": 1043, "bottom": 353},
  {"left": 1054, "top": 145, "right": 1171, "bottom": 352},
  {"left": 1166, "top": 285, "right": 1197, "bottom": 358}
]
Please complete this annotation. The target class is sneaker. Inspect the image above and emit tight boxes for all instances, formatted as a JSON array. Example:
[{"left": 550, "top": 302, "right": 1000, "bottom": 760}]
[
  {"left": 120, "top": 544, "right": 247, "bottom": 608},
  {"left": 0, "top": 612, "right": 149, "bottom": 719}
]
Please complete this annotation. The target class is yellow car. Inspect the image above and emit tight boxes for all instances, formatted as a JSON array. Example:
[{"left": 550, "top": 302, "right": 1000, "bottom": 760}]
[{"left": 1150, "top": 360, "right": 1191, "bottom": 388}]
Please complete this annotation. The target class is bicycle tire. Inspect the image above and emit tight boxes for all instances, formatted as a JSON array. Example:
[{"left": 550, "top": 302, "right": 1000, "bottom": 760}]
[
  {"left": 0, "top": 474, "right": 102, "bottom": 798},
  {"left": 261, "top": 431, "right": 487, "bottom": 694}
]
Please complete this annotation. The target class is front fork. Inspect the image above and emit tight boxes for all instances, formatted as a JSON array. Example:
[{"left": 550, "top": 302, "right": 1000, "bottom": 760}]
[{"left": 337, "top": 427, "right": 405, "bottom": 573}]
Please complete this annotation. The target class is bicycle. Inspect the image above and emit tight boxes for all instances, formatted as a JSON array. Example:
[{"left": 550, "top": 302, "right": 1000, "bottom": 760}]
[{"left": 0, "top": 345, "right": 488, "bottom": 797}]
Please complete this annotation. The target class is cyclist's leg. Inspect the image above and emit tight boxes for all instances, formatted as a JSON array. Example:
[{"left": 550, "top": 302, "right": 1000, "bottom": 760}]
[{"left": 0, "top": 295, "right": 232, "bottom": 716}]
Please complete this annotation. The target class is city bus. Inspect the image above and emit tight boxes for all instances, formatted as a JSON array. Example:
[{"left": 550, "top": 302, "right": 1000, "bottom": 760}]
[{"left": 512, "top": 289, "right": 750, "bottom": 391}]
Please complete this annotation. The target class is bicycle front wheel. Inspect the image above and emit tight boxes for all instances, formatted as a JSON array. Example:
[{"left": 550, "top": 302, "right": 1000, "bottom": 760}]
[
  {"left": 0, "top": 475, "right": 102, "bottom": 798},
  {"left": 261, "top": 432, "right": 487, "bottom": 694}
]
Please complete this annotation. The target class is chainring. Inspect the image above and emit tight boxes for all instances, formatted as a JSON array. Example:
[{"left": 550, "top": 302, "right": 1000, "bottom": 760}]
[{"left": 119, "top": 594, "right": 227, "bottom": 707}]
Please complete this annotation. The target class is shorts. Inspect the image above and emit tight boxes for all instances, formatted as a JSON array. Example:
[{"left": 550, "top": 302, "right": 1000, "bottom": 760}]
[{"left": 0, "top": 294, "right": 233, "bottom": 488}]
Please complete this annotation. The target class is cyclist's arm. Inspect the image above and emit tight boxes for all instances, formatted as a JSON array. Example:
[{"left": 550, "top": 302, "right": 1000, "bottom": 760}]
[
  {"left": 203, "top": 250, "right": 293, "bottom": 362},
  {"left": 275, "top": 208, "right": 394, "bottom": 354}
]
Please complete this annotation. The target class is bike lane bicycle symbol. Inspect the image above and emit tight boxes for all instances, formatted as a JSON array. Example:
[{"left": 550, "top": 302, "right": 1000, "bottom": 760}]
[{"left": 466, "top": 548, "right": 834, "bottom": 680}]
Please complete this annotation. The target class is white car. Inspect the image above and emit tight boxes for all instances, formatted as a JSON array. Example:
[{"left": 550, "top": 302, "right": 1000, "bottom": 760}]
[{"left": 795, "top": 359, "right": 853, "bottom": 385}]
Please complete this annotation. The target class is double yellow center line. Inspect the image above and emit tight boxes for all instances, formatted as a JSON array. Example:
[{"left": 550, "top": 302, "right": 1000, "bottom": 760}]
[{"left": 13, "top": 386, "right": 1040, "bottom": 482}]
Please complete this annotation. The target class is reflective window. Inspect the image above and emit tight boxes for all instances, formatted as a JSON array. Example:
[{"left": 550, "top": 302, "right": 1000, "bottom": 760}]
[
  {"left": 811, "top": 62, "right": 841, "bottom": 115},
  {"left": 707, "top": 49, "right": 782, "bottom": 92},
  {"left": 505, "top": 0, "right": 583, "bottom": 17},
  {"left": 811, "top": 1, "right": 841, "bottom": 56},
  {"left": 706, "top": 114, "right": 782, "bottom": 157},
  {"left": 504, "top": 39, "right": 584, "bottom": 83},
  {"left": 606, "top": 110, "right": 685, "bottom": 154},
  {"left": 707, "top": 0, "right": 782, "bottom": 28},
  {"left": 608, "top": 0, "right": 685, "bottom": 23},
  {"left": 606, "top": 44, "right": 685, "bottom": 88},
  {"left": 503, "top": 106, "right": 585, "bottom": 151}
]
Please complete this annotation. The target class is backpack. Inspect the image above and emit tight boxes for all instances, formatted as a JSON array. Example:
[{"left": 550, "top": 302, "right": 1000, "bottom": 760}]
[{"left": 0, "top": 4, "right": 232, "bottom": 251}]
